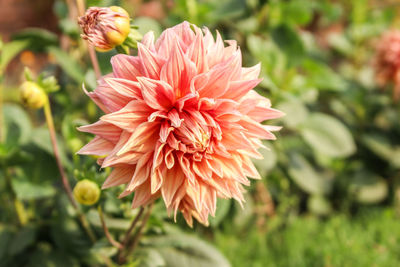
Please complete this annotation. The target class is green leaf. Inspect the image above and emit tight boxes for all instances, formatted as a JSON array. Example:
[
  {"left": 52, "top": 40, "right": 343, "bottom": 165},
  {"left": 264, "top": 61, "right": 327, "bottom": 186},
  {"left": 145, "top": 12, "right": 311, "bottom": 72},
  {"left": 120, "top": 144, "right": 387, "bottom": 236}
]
[
  {"left": 247, "top": 35, "right": 285, "bottom": 72},
  {"left": 12, "top": 179, "right": 56, "bottom": 200},
  {"left": 283, "top": 0, "right": 313, "bottom": 26},
  {"left": 362, "top": 134, "right": 400, "bottom": 168},
  {"left": 276, "top": 99, "right": 309, "bottom": 129},
  {"left": 252, "top": 145, "right": 277, "bottom": 176},
  {"left": 271, "top": 24, "right": 305, "bottom": 66},
  {"left": 59, "top": 18, "right": 80, "bottom": 37},
  {"left": 246, "top": 35, "right": 285, "bottom": 89},
  {"left": 233, "top": 194, "right": 254, "bottom": 230},
  {"left": 2, "top": 104, "right": 32, "bottom": 147},
  {"left": 84, "top": 69, "right": 97, "bottom": 90},
  {"left": 355, "top": 180, "right": 388, "bottom": 204},
  {"left": 27, "top": 247, "right": 79, "bottom": 267},
  {"left": 8, "top": 226, "right": 36, "bottom": 256},
  {"left": 87, "top": 209, "right": 132, "bottom": 231},
  {"left": 288, "top": 154, "right": 332, "bottom": 195},
  {"left": 308, "top": 195, "right": 332, "bottom": 216},
  {"left": 350, "top": 172, "right": 388, "bottom": 204},
  {"left": 300, "top": 113, "right": 356, "bottom": 158},
  {"left": 134, "top": 17, "right": 162, "bottom": 38},
  {"left": 137, "top": 248, "right": 166, "bottom": 267},
  {"left": 47, "top": 46, "right": 85, "bottom": 83},
  {"left": 31, "top": 127, "right": 70, "bottom": 167},
  {"left": 209, "top": 0, "right": 246, "bottom": 21},
  {"left": 39, "top": 76, "right": 60, "bottom": 93},
  {"left": 302, "top": 59, "right": 347, "bottom": 91},
  {"left": 144, "top": 233, "right": 231, "bottom": 267},
  {"left": 50, "top": 198, "right": 92, "bottom": 257},
  {"left": 0, "top": 40, "right": 30, "bottom": 71},
  {"left": 328, "top": 33, "right": 354, "bottom": 56},
  {"left": 91, "top": 240, "right": 118, "bottom": 259},
  {"left": 0, "top": 226, "right": 13, "bottom": 260},
  {"left": 12, "top": 28, "right": 58, "bottom": 52},
  {"left": 209, "top": 199, "right": 231, "bottom": 227}
]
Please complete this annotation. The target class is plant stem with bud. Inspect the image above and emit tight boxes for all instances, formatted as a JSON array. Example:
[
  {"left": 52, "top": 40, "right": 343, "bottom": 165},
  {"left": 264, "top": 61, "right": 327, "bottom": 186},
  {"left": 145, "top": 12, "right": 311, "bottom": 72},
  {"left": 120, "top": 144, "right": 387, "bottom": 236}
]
[{"left": 43, "top": 98, "right": 96, "bottom": 243}]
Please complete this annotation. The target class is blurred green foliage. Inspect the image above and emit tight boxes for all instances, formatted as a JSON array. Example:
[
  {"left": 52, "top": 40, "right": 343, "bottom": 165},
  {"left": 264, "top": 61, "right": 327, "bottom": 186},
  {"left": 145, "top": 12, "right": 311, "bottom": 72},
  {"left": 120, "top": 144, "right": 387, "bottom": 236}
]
[
  {"left": 1, "top": 0, "right": 400, "bottom": 266},
  {"left": 216, "top": 208, "right": 400, "bottom": 267}
]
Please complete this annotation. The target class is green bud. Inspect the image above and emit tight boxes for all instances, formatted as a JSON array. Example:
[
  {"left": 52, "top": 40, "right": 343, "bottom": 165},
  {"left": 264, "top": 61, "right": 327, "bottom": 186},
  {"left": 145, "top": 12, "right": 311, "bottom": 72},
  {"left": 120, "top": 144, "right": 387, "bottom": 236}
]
[
  {"left": 20, "top": 81, "right": 47, "bottom": 109},
  {"left": 73, "top": 179, "right": 100, "bottom": 205}
]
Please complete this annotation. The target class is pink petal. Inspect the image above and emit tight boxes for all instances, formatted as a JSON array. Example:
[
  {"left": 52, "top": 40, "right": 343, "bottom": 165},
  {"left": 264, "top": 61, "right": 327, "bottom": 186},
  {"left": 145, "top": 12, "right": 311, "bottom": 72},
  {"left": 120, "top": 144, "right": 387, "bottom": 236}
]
[
  {"left": 138, "top": 77, "right": 175, "bottom": 110},
  {"left": 160, "top": 40, "right": 197, "bottom": 98},
  {"left": 100, "top": 100, "right": 151, "bottom": 132},
  {"left": 77, "top": 136, "right": 114, "bottom": 155},
  {"left": 138, "top": 43, "right": 165, "bottom": 79},
  {"left": 111, "top": 55, "right": 144, "bottom": 81},
  {"left": 78, "top": 120, "right": 121, "bottom": 143},
  {"left": 162, "top": 166, "right": 185, "bottom": 207},
  {"left": 103, "top": 78, "right": 142, "bottom": 100},
  {"left": 102, "top": 166, "right": 135, "bottom": 189}
]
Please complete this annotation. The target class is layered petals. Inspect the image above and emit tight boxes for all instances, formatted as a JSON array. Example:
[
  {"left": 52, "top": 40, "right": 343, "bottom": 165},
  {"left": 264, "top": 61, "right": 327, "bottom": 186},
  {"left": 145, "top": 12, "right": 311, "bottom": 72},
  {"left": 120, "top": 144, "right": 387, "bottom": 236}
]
[{"left": 78, "top": 21, "right": 283, "bottom": 226}]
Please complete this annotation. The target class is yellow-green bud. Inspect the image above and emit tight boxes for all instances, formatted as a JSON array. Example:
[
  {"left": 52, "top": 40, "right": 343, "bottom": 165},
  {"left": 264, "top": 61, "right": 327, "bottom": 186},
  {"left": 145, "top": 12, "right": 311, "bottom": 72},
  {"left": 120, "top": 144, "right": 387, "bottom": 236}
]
[
  {"left": 20, "top": 81, "right": 47, "bottom": 109},
  {"left": 73, "top": 179, "right": 100, "bottom": 205}
]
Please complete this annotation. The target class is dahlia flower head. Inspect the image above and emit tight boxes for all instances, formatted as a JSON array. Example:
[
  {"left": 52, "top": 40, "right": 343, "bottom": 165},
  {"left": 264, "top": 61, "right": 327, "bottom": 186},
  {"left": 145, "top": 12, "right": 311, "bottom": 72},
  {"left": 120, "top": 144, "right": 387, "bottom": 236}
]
[
  {"left": 78, "top": 22, "right": 284, "bottom": 226},
  {"left": 78, "top": 6, "right": 130, "bottom": 51},
  {"left": 374, "top": 30, "right": 400, "bottom": 100}
]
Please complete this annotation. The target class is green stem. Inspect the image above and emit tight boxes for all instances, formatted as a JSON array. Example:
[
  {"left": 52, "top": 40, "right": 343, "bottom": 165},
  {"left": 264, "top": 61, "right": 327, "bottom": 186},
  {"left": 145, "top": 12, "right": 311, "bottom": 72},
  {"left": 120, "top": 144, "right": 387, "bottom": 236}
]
[
  {"left": 98, "top": 206, "right": 122, "bottom": 249},
  {"left": 117, "top": 206, "right": 145, "bottom": 264},
  {"left": 118, "top": 203, "right": 154, "bottom": 264},
  {"left": 0, "top": 78, "right": 4, "bottom": 143},
  {"left": 127, "top": 203, "right": 154, "bottom": 255},
  {"left": 43, "top": 98, "right": 96, "bottom": 243}
]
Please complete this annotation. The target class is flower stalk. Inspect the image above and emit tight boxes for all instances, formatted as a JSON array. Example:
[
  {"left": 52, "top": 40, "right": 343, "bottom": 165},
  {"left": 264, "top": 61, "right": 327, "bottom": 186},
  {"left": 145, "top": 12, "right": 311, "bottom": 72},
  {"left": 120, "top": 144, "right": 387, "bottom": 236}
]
[
  {"left": 117, "top": 206, "right": 145, "bottom": 263},
  {"left": 0, "top": 83, "right": 3, "bottom": 143},
  {"left": 117, "top": 203, "right": 153, "bottom": 264},
  {"left": 43, "top": 98, "right": 96, "bottom": 243},
  {"left": 126, "top": 202, "right": 154, "bottom": 255},
  {"left": 75, "top": 0, "right": 102, "bottom": 79},
  {"left": 98, "top": 206, "right": 122, "bottom": 249}
]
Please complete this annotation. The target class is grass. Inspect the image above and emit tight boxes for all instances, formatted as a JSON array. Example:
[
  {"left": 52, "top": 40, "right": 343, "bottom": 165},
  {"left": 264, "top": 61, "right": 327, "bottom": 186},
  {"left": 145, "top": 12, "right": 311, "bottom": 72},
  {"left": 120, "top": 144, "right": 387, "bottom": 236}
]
[{"left": 215, "top": 208, "right": 400, "bottom": 267}]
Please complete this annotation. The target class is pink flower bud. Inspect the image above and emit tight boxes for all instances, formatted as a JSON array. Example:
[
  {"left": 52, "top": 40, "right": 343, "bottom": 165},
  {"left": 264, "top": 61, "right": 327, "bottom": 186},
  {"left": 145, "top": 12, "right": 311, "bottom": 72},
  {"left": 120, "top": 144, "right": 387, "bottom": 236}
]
[
  {"left": 374, "top": 30, "right": 400, "bottom": 100},
  {"left": 78, "top": 6, "right": 130, "bottom": 51}
]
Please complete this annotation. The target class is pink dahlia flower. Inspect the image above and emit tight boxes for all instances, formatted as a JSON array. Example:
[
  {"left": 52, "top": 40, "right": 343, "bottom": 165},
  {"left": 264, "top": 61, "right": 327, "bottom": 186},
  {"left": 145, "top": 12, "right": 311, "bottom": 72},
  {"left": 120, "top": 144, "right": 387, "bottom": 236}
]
[
  {"left": 374, "top": 30, "right": 400, "bottom": 100},
  {"left": 78, "top": 22, "right": 284, "bottom": 226}
]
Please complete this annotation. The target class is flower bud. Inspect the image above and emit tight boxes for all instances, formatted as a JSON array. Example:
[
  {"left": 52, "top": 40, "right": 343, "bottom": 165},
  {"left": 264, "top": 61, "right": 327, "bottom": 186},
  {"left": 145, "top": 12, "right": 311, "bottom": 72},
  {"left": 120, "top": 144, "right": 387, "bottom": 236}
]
[
  {"left": 20, "top": 81, "right": 47, "bottom": 109},
  {"left": 78, "top": 6, "right": 131, "bottom": 51},
  {"left": 73, "top": 179, "right": 100, "bottom": 205},
  {"left": 374, "top": 30, "right": 400, "bottom": 100}
]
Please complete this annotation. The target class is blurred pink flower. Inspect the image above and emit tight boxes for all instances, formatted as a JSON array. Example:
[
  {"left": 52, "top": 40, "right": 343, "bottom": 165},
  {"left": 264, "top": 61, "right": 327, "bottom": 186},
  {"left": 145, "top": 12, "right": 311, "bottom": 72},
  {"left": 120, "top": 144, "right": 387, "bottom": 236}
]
[
  {"left": 78, "top": 6, "right": 130, "bottom": 51},
  {"left": 78, "top": 22, "right": 284, "bottom": 226},
  {"left": 374, "top": 30, "right": 400, "bottom": 100}
]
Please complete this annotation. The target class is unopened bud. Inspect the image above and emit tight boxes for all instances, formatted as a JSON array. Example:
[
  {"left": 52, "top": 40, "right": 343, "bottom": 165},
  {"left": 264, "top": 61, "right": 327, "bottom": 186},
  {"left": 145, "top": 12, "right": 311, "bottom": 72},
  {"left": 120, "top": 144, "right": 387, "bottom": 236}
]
[
  {"left": 78, "top": 6, "right": 131, "bottom": 51},
  {"left": 20, "top": 81, "right": 47, "bottom": 109},
  {"left": 73, "top": 179, "right": 100, "bottom": 205}
]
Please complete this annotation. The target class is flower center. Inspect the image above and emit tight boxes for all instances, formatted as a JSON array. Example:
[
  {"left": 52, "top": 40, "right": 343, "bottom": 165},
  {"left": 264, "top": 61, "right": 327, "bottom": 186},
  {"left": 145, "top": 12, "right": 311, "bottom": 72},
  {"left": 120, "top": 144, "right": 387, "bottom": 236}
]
[{"left": 169, "top": 112, "right": 213, "bottom": 158}]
